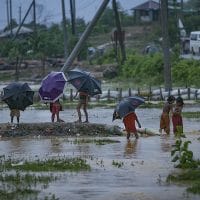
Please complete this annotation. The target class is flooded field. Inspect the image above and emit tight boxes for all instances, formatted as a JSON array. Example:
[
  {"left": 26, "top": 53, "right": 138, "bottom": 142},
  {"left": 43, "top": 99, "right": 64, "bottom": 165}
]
[{"left": 0, "top": 106, "right": 200, "bottom": 200}]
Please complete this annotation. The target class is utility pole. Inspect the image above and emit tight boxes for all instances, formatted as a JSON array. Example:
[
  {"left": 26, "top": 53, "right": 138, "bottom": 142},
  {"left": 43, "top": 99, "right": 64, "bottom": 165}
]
[
  {"left": 70, "top": 0, "right": 76, "bottom": 35},
  {"left": 112, "top": 0, "right": 126, "bottom": 64},
  {"left": 9, "top": 0, "right": 13, "bottom": 36},
  {"left": 160, "top": 0, "right": 172, "bottom": 91},
  {"left": 6, "top": 0, "right": 10, "bottom": 29},
  {"left": 61, "top": 0, "right": 110, "bottom": 72},
  {"left": 33, "top": 0, "right": 36, "bottom": 34},
  {"left": 61, "top": 0, "right": 68, "bottom": 59},
  {"left": 19, "top": 6, "right": 22, "bottom": 25}
]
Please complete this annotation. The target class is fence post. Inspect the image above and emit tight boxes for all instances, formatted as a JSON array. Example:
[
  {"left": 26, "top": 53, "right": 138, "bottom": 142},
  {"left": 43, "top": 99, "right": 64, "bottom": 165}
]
[
  {"left": 187, "top": 87, "right": 190, "bottom": 100},
  {"left": 108, "top": 89, "right": 110, "bottom": 101},
  {"left": 128, "top": 88, "right": 131, "bottom": 97},
  {"left": 195, "top": 90, "right": 198, "bottom": 101},
  {"left": 159, "top": 87, "right": 163, "bottom": 100},
  {"left": 137, "top": 88, "right": 140, "bottom": 96},
  {"left": 149, "top": 86, "right": 152, "bottom": 101},
  {"left": 178, "top": 88, "right": 180, "bottom": 96},
  {"left": 119, "top": 88, "right": 122, "bottom": 100},
  {"left": 70, "top": 89, "right": 73, "bottom": 101}
]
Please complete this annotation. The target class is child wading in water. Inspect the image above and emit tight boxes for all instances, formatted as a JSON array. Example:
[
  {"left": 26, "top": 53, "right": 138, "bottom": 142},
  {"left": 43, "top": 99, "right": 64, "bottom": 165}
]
[
  {"left": 123, "top": 112, "right": 141, "bottom": 140},
  {"left": 159, "top": 95, "right": 175, "bottom": 134},
  {"left": 172, "top": 96, "right": 184, "bottom": 134}
]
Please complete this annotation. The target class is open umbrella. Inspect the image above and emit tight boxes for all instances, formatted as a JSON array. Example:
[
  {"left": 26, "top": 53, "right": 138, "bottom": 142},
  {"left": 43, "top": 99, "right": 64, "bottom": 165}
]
[
  {"left": 66, "top": 68, "right": 102, "bottom": 96},
  {"left": 113, "top": 96, "right": 145, "bottom": 121},
  {"left": 39, "top": 71, "right": 67, "bottom": 102},
  {"left": 2, "top": 82, "right": 34, "bottom": 111}
]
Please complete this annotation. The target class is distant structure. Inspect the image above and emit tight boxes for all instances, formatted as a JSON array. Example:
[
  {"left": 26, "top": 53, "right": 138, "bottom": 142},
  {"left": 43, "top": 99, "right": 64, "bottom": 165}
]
[
  {"left": 132, "top": 0, "right": 160, "bottom": 22},
  {"left": 0, "top": 26, "right": 33, "bottom": 38}
]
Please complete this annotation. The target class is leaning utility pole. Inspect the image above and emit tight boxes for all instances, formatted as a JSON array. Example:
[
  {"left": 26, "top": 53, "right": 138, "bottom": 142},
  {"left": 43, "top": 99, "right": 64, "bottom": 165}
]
[
  {"left": 160, "top": 0, "right": 172, "bottom": 91},
  {"left": 13, "top": 0, "right": 34, "bottom": 40},
  {"left": 61, "top": 0, "right": 68, "bottom": 59},
  {"left": 61, "top": 0, "right": 110, "bottom": 72},
  {"left": 112, "top": 0, "right": 126, "bottom": 64}
]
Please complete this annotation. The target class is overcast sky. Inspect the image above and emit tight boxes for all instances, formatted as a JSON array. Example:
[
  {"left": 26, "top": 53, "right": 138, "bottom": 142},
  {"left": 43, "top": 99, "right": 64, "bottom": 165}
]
[{"left": 0, "top": 0, "right": 152, "bottom": 30}]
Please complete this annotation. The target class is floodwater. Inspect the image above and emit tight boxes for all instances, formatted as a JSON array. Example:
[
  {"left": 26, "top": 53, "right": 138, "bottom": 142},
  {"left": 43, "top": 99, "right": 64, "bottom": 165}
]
[{"left": 0, "top": 106, "right": 200, "bottom": 200}]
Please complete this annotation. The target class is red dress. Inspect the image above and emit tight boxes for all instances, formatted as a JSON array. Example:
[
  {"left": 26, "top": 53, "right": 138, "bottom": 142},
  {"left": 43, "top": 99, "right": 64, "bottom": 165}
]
[
  {"left": 123, "top": 112, "right": 137, "bottom": 133},
  {"left": 172, "top": 105, "right": 183, "bottom": 134},
  {"left": 51, "top": 102, "right": 61, "bottom": 115}
]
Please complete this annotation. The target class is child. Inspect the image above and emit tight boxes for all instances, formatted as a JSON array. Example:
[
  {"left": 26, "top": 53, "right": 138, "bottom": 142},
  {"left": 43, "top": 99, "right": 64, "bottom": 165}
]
[
  {"left": 172, "top": 96, "right": 184, "bottom": 134},
  {"left": 10, "top": 109, "right": 20, "bottom": 126},
  {"left": 159, "top": 95, "right": 175, "bottom": 134},
  {"left": 123, "top": 112, "right": 141, "bottom": 140},
  {"left": 50, "top": 99, "right": 62, "bottom": 122},
  {"left": 74, "top": 91, "right": 89, "bottom": 123}
]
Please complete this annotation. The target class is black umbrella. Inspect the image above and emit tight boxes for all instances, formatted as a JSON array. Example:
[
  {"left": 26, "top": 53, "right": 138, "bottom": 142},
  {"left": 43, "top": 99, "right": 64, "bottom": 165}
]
[
  {"left": 113, "top": 96, "right": 145, "bottom": 121},
  {"left": 2, "top": 82, "right": 34, "bottom": 111},
  {"left": 66, "top": 68, "right": 102, "bottom": 96}
]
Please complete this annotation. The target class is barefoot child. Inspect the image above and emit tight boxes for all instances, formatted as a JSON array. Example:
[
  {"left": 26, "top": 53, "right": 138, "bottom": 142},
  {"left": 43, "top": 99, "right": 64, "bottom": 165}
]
[
  {"left": 123, "top": 112, "right": 141, "bottom": 139},
  {"left": 159, "top": 95, "right": 175, "bottom": 134},
  {"left": 172, "top": 96, "right": 184, "bottom": 134}
]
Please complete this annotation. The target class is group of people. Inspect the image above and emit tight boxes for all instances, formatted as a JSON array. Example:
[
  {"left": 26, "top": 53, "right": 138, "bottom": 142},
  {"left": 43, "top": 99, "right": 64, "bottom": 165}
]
[
  {"left": 9, "top": 91, "right": 184, "bottom": 140},
  {"left": 119, "top": 95, "right": 184, "bottom": 140},
  {"left": 49, "top": 91, "right": 89, "bottom": 123},
  {"left": 159, "top": 95, "right": 184, "bottom": 135},
  {"left": 10, "top": 90, "right": 89, "bottom": 124}
]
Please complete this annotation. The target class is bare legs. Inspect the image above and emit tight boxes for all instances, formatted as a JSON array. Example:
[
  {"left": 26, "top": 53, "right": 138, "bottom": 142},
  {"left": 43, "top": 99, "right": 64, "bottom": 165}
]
[{"left": 76, "top": 102, "right": 88, "bottom": 123}]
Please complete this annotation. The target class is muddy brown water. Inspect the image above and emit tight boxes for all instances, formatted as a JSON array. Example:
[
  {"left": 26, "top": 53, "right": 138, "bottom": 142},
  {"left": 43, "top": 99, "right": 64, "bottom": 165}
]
[{"left": 0, "top": 107, "right": 200, "bottom": 200}]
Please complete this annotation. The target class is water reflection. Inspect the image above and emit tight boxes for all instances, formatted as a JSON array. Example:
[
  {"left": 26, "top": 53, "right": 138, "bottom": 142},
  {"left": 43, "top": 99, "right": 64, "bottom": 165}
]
[
  {"left": 160, "top": 134, "right": 172, "bottom": 152},
  {"left": 124, "top": 139, "right": 138, "bottom": 158},
  {"left": 50, "top": 137, "right": 63, "bottom": 153}
]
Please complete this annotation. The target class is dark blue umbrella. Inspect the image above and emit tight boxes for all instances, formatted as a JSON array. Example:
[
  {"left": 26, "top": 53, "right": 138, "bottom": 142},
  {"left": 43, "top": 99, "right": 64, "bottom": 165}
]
[
  {"left": 2, "top": 82, "right": 34, "bottom": 111},
  {"left": 39, "top": 71, "right": 67, "bottom": 102},
  {"left": 66, "top": 68, "right": 102, "bottom": 96},
  {"left": 113, "top": 96, "right": 145, "bottom": 121}
]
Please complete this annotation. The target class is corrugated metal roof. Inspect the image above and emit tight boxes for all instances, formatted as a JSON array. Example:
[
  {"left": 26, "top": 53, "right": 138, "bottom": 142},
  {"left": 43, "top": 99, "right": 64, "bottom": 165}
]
[{"left": 133, "top": 0, "right": 159, "bottom": 11}]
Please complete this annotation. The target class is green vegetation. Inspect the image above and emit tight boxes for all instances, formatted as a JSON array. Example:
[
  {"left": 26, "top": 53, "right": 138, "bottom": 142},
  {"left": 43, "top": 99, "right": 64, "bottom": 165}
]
[
  {"left": 0, "top": 156, "right": 90, "bottom": 199},
  {"left": 73, "top": 138, "right": 120, "bottom": 145},
  {"left": 182, "top": 112, "right": 200, "bottom": 118},
  {"left": 167, "top": 170, "right": 200, "bottom": 194},
  {"left": 5, "top": 157, "right": 90, "bottom": 172},
  {"left": 119, "top": 52, "right": 200, "bottom": 87},
  {"left": 112, "top": 160, "right": 124, "bottom": 168},
  {"left": 168, "top": 131, "right": 200, "bottom": 194}
]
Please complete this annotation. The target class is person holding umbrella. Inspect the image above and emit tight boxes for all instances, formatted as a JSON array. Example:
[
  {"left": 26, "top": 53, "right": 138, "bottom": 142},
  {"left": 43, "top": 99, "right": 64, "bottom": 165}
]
[
  {"left": 74, "top": 90, "right": 89, "bottom": 123},
  {"left": 113, "top": 96, "right": 144, "bottom": 140},
  {"left": 66, "top": 68, "right": 102, "bottom": 123}
]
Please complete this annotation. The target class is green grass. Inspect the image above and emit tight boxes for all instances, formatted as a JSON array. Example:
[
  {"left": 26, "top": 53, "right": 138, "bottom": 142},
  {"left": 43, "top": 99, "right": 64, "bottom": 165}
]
[
  {"left": 182, "top": 112, "right": 200, "bottom": 119},
  {"left": 0, "top": 156, "right": 91, "bottom": 199},
  {"left": 5, "top": 157, "right": 91, "bottom": 172},
  {"left": 73, "top": 138, "right": 120, "bottom": 145},
  {"left": 167, "top": 169, "right": 200, "bottom": 194}
]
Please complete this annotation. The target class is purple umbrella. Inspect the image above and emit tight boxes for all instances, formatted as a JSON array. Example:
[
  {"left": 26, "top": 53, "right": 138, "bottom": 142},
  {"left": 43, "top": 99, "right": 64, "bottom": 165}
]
[{"left": 38, "top": 71, "right": 67, "bottom": 102}]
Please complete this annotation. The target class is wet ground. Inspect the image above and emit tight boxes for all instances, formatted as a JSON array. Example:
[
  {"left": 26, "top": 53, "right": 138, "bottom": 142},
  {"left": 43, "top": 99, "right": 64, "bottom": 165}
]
[{"left": 0, "top": 106, "right": 200, "bottom": 199}]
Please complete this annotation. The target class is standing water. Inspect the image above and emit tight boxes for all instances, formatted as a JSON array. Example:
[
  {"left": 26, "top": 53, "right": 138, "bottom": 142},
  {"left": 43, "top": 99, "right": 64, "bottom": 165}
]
[{"left": 0, "top": 107, "right": 200, "bottom": 200}]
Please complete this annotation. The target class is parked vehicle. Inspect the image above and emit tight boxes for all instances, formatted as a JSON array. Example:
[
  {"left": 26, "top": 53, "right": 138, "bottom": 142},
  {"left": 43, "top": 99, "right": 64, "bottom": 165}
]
[{"left": 189, "top": 31, "right": 200, "bottom": 55}]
